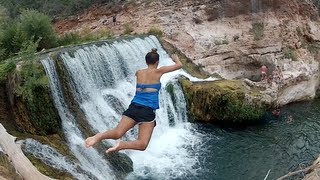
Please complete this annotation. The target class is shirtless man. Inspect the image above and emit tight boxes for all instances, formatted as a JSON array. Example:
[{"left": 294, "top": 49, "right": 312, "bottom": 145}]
[{"left": 261, "top": 65, "right": 268, "bottom": 81}]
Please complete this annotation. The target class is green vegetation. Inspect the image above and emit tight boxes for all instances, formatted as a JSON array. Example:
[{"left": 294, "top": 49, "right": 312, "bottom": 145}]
[
  {"left": 284, "top": 47, "right": 297, "bottom": 61},
  {"left": 166, "top": 83, "right": 176, "bottom": 104},
  {"left": 15, "top": 40, "right": 48, "bottom": 101},
  {"left": 307, "top": 43, "right": 320, "bottom": 54},
  {"left": 313, "top": 0, "right": 320, "bottom": 14},
  {"left": 0, "top": 0, "right": 116, "bottom": 18},
  {"left": 250, "top": 22, "right": 265, "bottom": 41},
  {"left": 0, "top": 9, "right": 57, "bottom": 60},
  {"left": 57, "top": 32, "right": 83, "bottom": 46},
  {"left": 26, "top": 154, "right": 73, "bottom": 179},
  {"left": 0, "top": 5, "right": 8, "bottom": 26},
  {"left": 0, "top": 7, "right": 115, "bottom": 61},
  {"left": 14, "top": 40, "right": 61, "bottom": 135},
  {"left": 179, "top": 78, "right": 266, "bottom": 124},
  {"left": 147, "top": 27, "right": 163, "bottom": 37},
  {"left": 123, "top": 23, "right": 134, "bottom": 35},
  {"left": 19, "top": 10, "right": 58, "bottom": 50},
  {"left": 0, "top": 61, "right": 15, "bottom": 83},
  {"left": 58, "top": 28, "right": 114, "bottom": 46},
  {"left": 0, "top": 6, "right": 115, "bottom": 135}
]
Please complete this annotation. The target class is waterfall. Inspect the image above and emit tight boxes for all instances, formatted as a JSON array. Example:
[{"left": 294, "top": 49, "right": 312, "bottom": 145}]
[{"left": 39, "top": 36, "right": 207, "bottom": 179}]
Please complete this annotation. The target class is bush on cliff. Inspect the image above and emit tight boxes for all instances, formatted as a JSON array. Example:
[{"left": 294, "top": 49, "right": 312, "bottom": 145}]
[
  {"left": 0, "top": 61, "right": 15, "bottom": 84},
  {"left": 14, "top": 40, "right": 61, "bottom": 135},
  {"left": 19, "top": 9, "right": 58, "bottom": 50},
  {"left": 179, "top": 78, "right": 266, "bottom": 125},
  {"left": 0, "top": 0, "right": 113, "bottom": 18},
  {"left": 250, "top": 21, "right": 265, "bottom": 41},
  {"left": 0, "top": 9, "right": 57, "bottom": 60},
  {"left": 0, "top": 21, "right": 26, "bottom": 60}
]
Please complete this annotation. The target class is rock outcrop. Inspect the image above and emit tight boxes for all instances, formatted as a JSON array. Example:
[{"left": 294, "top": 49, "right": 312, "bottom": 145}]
[
  {"left": 179, "top": 78, "right": 266, "bottom": 124},
  {"left": 53, "top": 0, "right": 320, "bottom": 108}
]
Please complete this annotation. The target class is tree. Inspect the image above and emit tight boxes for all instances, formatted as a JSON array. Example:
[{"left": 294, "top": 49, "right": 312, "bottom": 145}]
[
  {"left": 19, "top": 9, "right": 58, "bottom": 50},
  {"left": 0, "top": 5, "right": 9, "bottom": 26}
]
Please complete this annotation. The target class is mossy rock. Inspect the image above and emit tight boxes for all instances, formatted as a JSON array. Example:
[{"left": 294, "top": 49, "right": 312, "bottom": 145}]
[
  {"left": 9, "top": 132, "right": 75, "bottom": 179},
  {"left": 6, "top": 59, "right": 62, "bottom": 136},
  {"left": 179, "top": 78, "right": 266, "bottom": 125},
  {"left": 25, "top": 154, "right": 73, "bottom": 179}
]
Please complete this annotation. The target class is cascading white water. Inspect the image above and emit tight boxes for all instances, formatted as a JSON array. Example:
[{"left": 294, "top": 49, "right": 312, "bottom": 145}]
[
  {"left": 40, "top": 35, "right": 210, "bottom": 179},
  {"left": 42, "top": 56, "right": 117, "bottom": 180}
]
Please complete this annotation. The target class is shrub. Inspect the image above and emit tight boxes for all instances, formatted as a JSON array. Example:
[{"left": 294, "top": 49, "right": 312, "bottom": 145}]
[
  {"left": 0, "top": 5, "right": 9, "bottom": 27},
  {"left": 250, "top": 22, "right": 264, "bottom": 41},
  {"left": 0, "top": 21, "right": 26, "bottom": 60},
  {"left": 19, "top": 9, "right": 58, "bottom": 50},
  {"left": 147, "top": 27, "right": 163, "bottom": 37},
  {"left": 15, "top": 38, "right": 45, "bottom": 100},
  {"left": 307, "top": 43, "right": 320, "bottom": 54},
  {"left": 15, "top": 39, "right": 60, "bottom": 135},
  {"left": 0, "top": 61, "right": 15, "bottom": 83},
  {"left": 96, "top": 28, "right": 114, "bottom": 39},
  {"left": 0, "top": 9, "right": 58, "bottom": 60},
  {"left": 0, "top": 0, "right": 107, "bottom": 18},
  {"left": 58, "top": 32, "right": 82, "bottom": 46},
  {"left": 284, "top": 47, "right": 297, "bottom": 61},
  {"left": 123, "top": 23, "right": 134, "bottom": 35}
]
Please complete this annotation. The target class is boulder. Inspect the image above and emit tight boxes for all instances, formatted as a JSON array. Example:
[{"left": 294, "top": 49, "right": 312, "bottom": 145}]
[{"left": 179, "top": 78, "right": 266, "bottom": 124}]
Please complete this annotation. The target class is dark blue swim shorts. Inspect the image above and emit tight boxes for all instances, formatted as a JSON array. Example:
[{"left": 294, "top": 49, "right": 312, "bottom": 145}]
[{"left": 123, "top": 103, "right": 156, "bottom": 125}]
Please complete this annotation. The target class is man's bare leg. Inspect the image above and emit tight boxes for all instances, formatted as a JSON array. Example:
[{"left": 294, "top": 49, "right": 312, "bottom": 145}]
[
  {"left": 85, "top": 116, "right": 136, "bottom": 148},
  {"left": 106, "top": 121, "right": 155, "bottom": 153}
]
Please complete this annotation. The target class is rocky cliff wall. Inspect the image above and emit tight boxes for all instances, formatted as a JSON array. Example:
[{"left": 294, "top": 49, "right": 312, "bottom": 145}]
[{"left": 54, "top": 0, "right": 320, "bottom": 107}]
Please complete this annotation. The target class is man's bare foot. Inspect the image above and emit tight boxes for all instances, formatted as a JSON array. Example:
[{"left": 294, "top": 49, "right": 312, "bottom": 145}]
[
  {"left": 85, "top": 134, "right": 101, "bottom": 148},
  {"left": 106, "top": 141, "right": 121, "bottom": 153}
]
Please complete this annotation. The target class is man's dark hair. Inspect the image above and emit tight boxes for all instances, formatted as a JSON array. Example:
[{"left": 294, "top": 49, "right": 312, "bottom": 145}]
[{"left": 145, "top": 48, "right": 159, "bottom": 64}]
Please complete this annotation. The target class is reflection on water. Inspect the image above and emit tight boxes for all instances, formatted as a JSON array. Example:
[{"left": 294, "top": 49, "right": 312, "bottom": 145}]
[{"left": 190, "top": 99, "right": 320, "bottom": 180}]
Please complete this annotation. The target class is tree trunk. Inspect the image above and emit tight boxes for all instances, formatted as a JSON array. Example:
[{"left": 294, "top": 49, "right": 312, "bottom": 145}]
[{"left": 0, "top": 123, "right": 53, "bottom": 180}]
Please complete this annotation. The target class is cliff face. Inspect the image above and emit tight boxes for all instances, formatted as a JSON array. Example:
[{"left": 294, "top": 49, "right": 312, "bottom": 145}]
[{"left": 54, "top": 0, "right": 320, "bottom": 107}]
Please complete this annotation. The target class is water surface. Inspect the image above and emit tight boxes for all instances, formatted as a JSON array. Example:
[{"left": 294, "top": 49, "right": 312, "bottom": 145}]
[{"left": 184, "top": 100, "right": 320, "bottom": 180}]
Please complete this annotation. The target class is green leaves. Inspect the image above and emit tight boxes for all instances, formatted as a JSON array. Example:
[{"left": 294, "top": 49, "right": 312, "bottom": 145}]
[
  {"left": 0, "top": 9, "right": 57, "bottom": 61},
  {"left": 19, "top": 9, "right": 58, "bottom": 50},
  {"left": 0, "top": 61, "right": 15, "bottom": 83}
]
